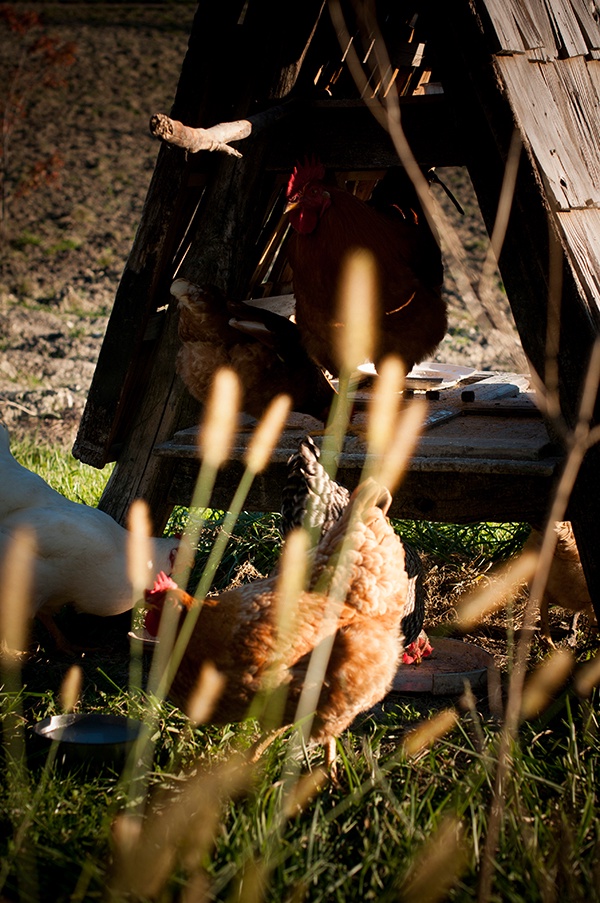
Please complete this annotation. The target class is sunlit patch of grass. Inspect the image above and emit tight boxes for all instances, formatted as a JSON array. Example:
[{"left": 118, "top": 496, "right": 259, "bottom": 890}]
[
  {"left": 393, "top": 519, "right": 531, "bottom": 566},
  {"left": 10, "top": 439, "right": 113, "bottom": 508},
  {"left": 2, "top": 678, "right": 599, "bottom": 902},
  {"left": 168, "top": 507, "right": 283, "bottom": 590}
]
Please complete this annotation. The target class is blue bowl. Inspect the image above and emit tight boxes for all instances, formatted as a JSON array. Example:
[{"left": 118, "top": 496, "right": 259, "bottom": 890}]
[{"left": 33, "top": 713, "right": 142, "bottom": 772}]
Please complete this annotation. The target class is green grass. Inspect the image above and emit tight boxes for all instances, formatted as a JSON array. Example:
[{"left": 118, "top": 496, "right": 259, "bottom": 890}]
[
  {"left": 1, "top": 686, "right": 598, "bottom": 902},
  {"left": 10, "top": 438, "right": 114, "bottom": 507},
  {"left": 1, "top": 441, "right": 598, "bottom": 902}
]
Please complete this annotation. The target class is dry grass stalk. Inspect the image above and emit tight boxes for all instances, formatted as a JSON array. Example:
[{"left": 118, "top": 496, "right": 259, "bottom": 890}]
[
  {"left": 198, "top": 366, "right": 240, "bottom": 470},
  {"left": 0, "top": 526, "right": 34, "bottom": 658},
  {"left": 111, "top": 755, "right": 252, "bottom": 899},
  {"left": 59, "top": 665, "right": 82, "bottom": 713},
  {"left": 455, "top": 551, "right": 538, "bottom": 632},
  {"left": 185, "top": 661, "right": 227, "bottom": 725},
  {"left": 574, "top": 650, "right": 600, "bottom": 697},
  {"left": 126, "top": 497, "right": 152, "bottom": 594},
  {"left": 335, "top": 248, "right": 376, "bottom": 373},
  {"left": 245, "top": 394, "right": 291, "bottom": 474},
  {"left": 401, "top": 708, "right": 459, "bottom": 758},
  {"left": 173, "top": 367, "right": 242, "bottom": 584},
  {"left": 399, "top": 815, "right": 468, "bottom": 903},
  {"left": 519, "top": 648, "right": 574, "bottom": 721},
  {"left": 366, "top": 354, "right": 405, "bottom": 457},
  {"left": 262, "top": 529, "right": 309, "bottom": 723},
  {"left": 477, "top": 129, "right": 522, "bottom": 308},
  {"left": 281, "top": 766, "right": 329, "bottom": 820},
  {"left": 373, "top": 395, "right": 426, "bottom": 493}
]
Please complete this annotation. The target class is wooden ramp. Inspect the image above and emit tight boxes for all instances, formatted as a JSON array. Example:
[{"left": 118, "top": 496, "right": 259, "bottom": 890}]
[{"left": 154, "top": 370, "right": 560, "bottom": 526}]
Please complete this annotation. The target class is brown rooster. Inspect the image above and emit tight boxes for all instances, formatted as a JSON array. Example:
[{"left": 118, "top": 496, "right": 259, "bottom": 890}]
[
  {"left": 172, "top": 278, "right": 335, "bottom": 422},
  {"left": 144, "top": 479, "right": 409, "bottom": 766},
  {"left": 280, "top": 434, "right": 432, "bottom": 663},
  {"left": 285, "top": 161, "right": 447, "bottom": 376}
]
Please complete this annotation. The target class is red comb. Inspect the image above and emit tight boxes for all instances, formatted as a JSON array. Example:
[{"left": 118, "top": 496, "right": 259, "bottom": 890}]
[{"left": 286, "top": 156, "right": 326, "bottom": 198}]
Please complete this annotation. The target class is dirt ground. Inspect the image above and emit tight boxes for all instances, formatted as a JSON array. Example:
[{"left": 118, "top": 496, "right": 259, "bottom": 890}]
[
  {"left": 0, "top": 2, "right": 531, "bottom": 449},
  {"left": 0, "top": 2, "right": 197, "bottom": 443}
]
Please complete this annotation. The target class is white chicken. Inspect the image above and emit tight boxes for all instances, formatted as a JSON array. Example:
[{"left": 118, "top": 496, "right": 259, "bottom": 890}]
[{"left": 0, "top": 421, "right": 179, "bottom": 652}]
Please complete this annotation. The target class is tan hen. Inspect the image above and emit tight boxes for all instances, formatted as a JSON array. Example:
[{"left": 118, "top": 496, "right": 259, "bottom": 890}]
[
  {"left": 144, "top": 479, "right": 409, "bottom": 765},
  {"left": 172, "top": 278, "right": 335, "bottom": 423}
]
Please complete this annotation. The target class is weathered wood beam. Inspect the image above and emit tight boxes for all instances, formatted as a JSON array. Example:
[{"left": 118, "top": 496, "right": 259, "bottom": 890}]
[
  {"left": 264, "top": 96, "right": 465, "bottom": 171},
  {"left": 152, "top": 95, "right": 465, "bottom": 170},
  {"left": 161, "top": 454, "right": 557, "bottom": 528}
]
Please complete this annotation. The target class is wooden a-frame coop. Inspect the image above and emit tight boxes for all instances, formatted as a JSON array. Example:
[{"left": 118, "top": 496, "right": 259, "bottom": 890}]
[{"left": 73, "top": 0, "right": 600, "bottom": 619}]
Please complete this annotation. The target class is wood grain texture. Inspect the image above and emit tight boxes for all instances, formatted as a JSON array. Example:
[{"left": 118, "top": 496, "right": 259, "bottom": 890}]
[
  {"left": 481, "top": 0, "right": 600, "bottom": 58},
  {"left": 496, "top": 55, "right": 600, "bottom": 211}
]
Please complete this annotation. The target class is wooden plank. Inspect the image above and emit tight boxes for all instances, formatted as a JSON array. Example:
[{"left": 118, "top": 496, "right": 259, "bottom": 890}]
[
  {"left": 265, "top": 96, "right": 466, "bottom": 171},
  {"left": 416, "top": 416, "right": 556, "bottom": 460},
  {"left": 556, "top": 209, "right": 600, "bottom": 315},
  {"left": 460, "top": 395, "right": 541, "bottom": 415},
  {"left": 496, "top": 55, "right": 600, "bottom": 211},
  {"left": 481, "top": 0, "right": 600, "bottom": 58},
  {"left": 160, "top": 442, "right": 559, "bottom": 525},
  {"left": 567, "top": 0, "right": 600, "bottom": 52},
  {"left": 523, "top": 0, "right": 563, "bottom": 56},
  {"left": 480, "top": 0, "right": 546, "bottom": 53},
  {"left": 544, "top": 0, "right": 596, "bottom": 57}
]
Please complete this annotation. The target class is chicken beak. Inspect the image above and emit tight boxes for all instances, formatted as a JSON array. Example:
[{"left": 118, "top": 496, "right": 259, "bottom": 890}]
[{"left": 284, "top": 199, "right": 299, "bottom": 215}]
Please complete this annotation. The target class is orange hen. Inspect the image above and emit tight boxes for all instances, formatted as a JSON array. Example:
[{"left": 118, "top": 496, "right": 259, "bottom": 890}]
[
  {"left": 144, "top": 479, "right": 409, "bottom": 763},
  {"left": 285, "top": 161, "right": 447, "bottom": 376},
  {"left": 526, "top": 521, "right": 598, "bottom": 645}
]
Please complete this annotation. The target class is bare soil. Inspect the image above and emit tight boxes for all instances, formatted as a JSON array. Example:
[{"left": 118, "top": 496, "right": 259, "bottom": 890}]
[
  {"left": 0, "top": 2, "right": 196, "bottom": 443},
  {"left": 0, "top": 2, "right": 529, "bottom": 448}
]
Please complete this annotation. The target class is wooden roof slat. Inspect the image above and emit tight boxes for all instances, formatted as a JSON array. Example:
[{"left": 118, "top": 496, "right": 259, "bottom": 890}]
[
  {"left": 496, "top": 55, "right": 600, "bottom": 210},
  {"left": 479, "top": 0, "right": 547, "bottom": 53},
  {"left": 481, "top": 0, "right": 600, "bottom": 58},
  {"left": 556, "top": 208, "right": 600, "bottom": 317},
  {"left": 568, "top": 0, "right": 600, "bottom": 52},
  {"left": 526, "top": 0, "right": 563, "bottom": 56},
  {"left": 544, "top": 0, "right": 591, "bottom": 57}
]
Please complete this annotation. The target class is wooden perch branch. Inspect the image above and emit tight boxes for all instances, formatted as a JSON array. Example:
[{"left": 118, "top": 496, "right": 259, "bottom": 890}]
[
  {"left": 150, "top": 113, "right": 248, "bottom": 157},
  {"left": 149, "top": 102, "right": 296, "bottom": 157}
]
